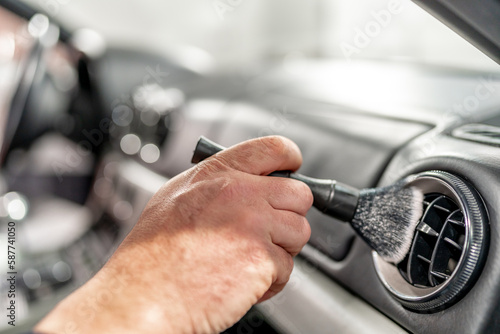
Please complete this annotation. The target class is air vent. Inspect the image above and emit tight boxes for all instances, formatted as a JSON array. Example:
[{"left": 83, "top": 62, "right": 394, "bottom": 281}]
[
  {"left": 398, "top": 194, "right": 465, "bottom": 288},
  {"left": 373, "top": 171, "right": 489, "bottom": 312},
  {"left": 452, "top": 123, "right": 500, "bottom": 146}
]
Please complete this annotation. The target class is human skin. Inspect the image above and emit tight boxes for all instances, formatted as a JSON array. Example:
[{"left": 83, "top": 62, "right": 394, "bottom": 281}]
[{"left": 35, "top": 136, "right": 313, "bottom": 334}]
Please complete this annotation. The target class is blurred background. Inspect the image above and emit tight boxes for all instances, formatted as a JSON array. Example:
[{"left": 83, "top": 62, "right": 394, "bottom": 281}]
[{"left": 21, "top": 0, "right": 499, "bottom": 72}]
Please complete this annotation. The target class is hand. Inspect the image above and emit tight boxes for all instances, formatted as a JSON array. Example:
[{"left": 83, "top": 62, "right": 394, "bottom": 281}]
[{"left": 35, "top": 136, "right": 313, "bottom": 334}]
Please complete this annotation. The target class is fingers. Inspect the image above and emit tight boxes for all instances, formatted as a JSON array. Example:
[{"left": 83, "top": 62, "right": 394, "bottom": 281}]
[
  {"left": 261, "top": 176, "right": 313, "bottom": 216},
  {"left": 230, "top": 174, "right": 311, "bottom": 255},
  {"left": 268, "top": 210, "right": 311, "bottom": 256},
  {"left": 213, "top": 136, "right": 303, "bottom": 176},
  {"left": 217, "top": 173, "right": 311, "bottom": 255}
]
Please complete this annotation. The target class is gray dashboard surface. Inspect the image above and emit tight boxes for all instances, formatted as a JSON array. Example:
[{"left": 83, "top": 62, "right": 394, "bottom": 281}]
[{"left": 257, "top": 255, "right": 407, "bottom": 334}]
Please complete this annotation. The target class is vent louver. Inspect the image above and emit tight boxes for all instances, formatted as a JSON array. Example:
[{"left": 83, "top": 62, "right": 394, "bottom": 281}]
[
  {"left": 452, "top": 123, "right": 500, "bottom": 146},
  {"left": 373, "top": 171, "right": 489, "bottom": 312},
  {"left": 398, "top": 194, "right": 465, "bottom": 288}
]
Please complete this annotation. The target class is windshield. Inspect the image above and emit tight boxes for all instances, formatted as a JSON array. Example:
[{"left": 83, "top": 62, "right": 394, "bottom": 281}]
[{"left": 20, "top": 0, "right": 500, "bottom": 72}]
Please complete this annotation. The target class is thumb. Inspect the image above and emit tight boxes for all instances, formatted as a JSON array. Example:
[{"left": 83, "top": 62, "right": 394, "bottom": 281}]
[{"left": 212, "top": 136, "right": 303, "bottom": 176}]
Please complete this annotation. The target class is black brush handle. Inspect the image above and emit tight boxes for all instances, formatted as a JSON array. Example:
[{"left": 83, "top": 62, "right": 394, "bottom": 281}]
[
  {"left": 191, "top": 136, "right": 360, "bottom": 222},
  {"left": 191, "top": 136, "right": 226, "bottom": 164}
]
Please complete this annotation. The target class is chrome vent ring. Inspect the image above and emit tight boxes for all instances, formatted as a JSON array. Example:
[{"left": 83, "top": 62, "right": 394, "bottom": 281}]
[{"left": 373, "top": 171, "right": 489, "bottom": 312}]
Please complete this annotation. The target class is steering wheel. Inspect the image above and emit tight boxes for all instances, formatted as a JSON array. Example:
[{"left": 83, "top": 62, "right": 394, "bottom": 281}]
[{"left": 0, "top": 38, "right": 45, "bottom": 164}]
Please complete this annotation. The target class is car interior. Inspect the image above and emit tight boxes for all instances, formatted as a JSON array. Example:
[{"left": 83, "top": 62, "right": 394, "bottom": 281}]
[{"left": 1, "top": 0, "right": 500, "bottom": 333}]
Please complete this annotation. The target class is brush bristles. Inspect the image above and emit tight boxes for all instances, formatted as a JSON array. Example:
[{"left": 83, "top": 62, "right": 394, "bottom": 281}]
[{"left": 351, "top": 178, "right": 424, "bottom": 263}]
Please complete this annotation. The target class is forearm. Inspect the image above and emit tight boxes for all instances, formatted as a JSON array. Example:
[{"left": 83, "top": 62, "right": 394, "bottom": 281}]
[{"left": 35, "top": 248, "right": 195, "bottom": 334}]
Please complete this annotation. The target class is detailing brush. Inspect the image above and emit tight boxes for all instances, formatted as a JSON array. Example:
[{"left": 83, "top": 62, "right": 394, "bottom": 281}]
[{"left": 192, "top": 136, "right": 424, "bottom": 263}]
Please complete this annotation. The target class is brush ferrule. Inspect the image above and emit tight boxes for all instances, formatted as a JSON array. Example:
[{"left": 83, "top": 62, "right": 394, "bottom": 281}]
[
  {"left": 287, "top": 174, "right": 359, "bottom": 222},
  {"left": 328, "top": 182, "right": 360, "bottom": 222}
]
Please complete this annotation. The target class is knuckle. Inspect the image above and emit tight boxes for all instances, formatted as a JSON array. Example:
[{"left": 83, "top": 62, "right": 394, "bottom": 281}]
[
  {"left": 300, "top": 217, "right": 312, "bottom": 244},
  {"left": 287, "top": 216, "right": 311, "bottom": 255},
  {"left": 211, "top": 154, "right": 236, "bottom": 170},
  {"left": 187, "top": 165, "right": 208, "bottom": 183},
  {"left": 287, "top": 222, "right": 311, "bottom": 256},
  {"left": 283, "top": 254, "right": 294, "bottom": 277},
  {"left": 188, "top": 159, "right": 225, "bottom": 182},
  {"left": 287, "top": 254, "right": 295, "bottom": 270},
  {"left": 259, "top": 135, "right": 289, "bottom": 157},
  {"left": 296, "top": 181, "right": 314, "bottom": 207}
]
